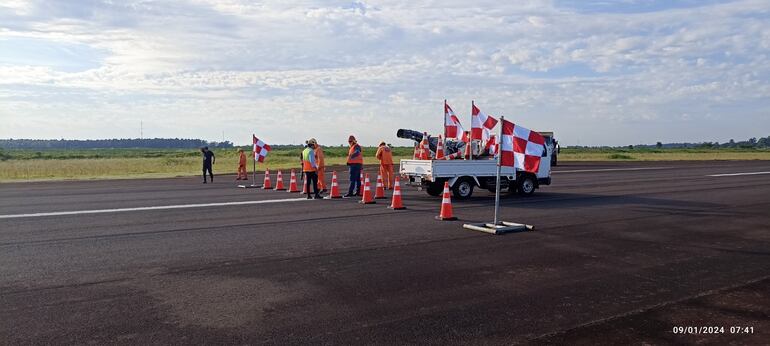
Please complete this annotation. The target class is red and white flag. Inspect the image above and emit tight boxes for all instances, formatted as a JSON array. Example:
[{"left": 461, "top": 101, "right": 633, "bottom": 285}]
[
  {"left": 461, "top": 130, "right": 470, "bottom": 144},
  {"left": 252, "top": 135, "right": 271, "bottom": 163},
  {"left": 485, "top": 134, "right": 498, "bottom": 156},
  {"left": 471, "top": 104, "right": 498, "bottom": 140},
  {"left": 499, "top": 120, "right": 545, "bottom": 172},
  {"left": 444, "top": 102, "right": 464, "bottom": 139}
]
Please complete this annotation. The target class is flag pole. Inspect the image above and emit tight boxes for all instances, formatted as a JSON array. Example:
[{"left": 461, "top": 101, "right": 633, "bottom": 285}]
[
  {"left": 494, "top": 116, "right": 504, "bottom": 226},
  {"left": 443, "top": 99, "right": 447, "bottom": 140},
  {"left": 470, "top": 100, "right": 475, "bottom": 161},
  {"left": 252, "top": 154, "right": 257, "bottom": 186}
]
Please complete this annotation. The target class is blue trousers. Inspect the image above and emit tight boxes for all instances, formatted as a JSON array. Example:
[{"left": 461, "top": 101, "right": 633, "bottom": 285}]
[{"left": 348, "top": 164, "right": 362, "bottom": 195}]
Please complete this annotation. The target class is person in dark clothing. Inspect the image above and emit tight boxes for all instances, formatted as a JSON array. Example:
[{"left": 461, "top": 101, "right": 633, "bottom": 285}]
[
  {"left": 201, "top": 146, "right": 215, "bottom": 183},
  {"left": 301, "top": 139, "right": 322, "bottom": 199}
]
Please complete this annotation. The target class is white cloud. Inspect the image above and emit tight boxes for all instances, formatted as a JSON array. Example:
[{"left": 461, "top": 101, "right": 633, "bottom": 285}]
[{"left": 0, "top": 0, "right": 769, "bottom": 145}]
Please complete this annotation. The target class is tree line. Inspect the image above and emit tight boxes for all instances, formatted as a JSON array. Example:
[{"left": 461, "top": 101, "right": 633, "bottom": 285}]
[
  {"left": 642, "top": 136, "right": 770, "bottom": 149},
  {"left": 0, "top": 138, "right": 234, "bottom": 150},
  {"left": 561, "top": 136, "right": 770, "bottom": 150}
]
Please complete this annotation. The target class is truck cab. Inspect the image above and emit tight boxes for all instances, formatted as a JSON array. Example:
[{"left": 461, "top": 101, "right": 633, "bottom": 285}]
[{"left": 538, "top": 131, "right": 559, "bottom": 166}]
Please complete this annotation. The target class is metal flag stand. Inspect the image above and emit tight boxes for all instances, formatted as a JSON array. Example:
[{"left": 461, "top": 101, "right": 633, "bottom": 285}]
[{"left": 462, "top": 116, "right": 535, "bottom": 235}]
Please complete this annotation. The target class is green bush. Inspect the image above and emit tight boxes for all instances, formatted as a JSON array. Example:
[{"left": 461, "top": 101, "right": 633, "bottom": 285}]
[
  {"left": 0, "top": 147, "right": 10, "bottom": 161},
  {"left": 608, "top": 153, "right": 634, "bottom": 160}
]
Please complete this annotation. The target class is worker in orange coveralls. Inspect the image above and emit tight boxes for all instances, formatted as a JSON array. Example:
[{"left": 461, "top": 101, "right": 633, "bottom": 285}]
[
  {"left": 236, "top": 148, "right": 248, "bottom": 180},
  {"left": 375, "top": 141, "right": 394, "bottom": 190}
]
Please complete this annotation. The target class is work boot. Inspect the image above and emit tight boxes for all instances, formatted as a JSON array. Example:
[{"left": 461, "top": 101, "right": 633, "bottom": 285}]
[
  {"left": 306, "top": 195, "right": 313, "bottom": 199},
  {"left": 343, "top": 193, "right": 353, "bottom": 198}
]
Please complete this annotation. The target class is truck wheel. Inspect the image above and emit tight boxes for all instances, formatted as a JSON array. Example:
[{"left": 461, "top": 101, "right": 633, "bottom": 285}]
[
  {"left": 452, "top": 178, "right": 474, "bottom": 199},
  {"left": 517, "top": 175, "right": 536, "bottom": 196},
  {"left": 426, "top": 181, "right": 443, "bottom": 196}
]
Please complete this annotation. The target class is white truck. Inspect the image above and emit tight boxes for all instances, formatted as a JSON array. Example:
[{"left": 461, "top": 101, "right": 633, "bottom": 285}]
[{"left": 399, "top": 151, "right": 552, "bottom": 199}]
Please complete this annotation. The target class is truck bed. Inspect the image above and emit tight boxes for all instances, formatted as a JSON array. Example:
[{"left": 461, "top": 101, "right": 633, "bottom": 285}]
[{"left": 399, "top": 159, "right": 515, "bottom": 181}]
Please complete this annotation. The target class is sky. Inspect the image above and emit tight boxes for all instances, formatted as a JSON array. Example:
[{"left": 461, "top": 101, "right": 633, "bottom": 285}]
[{"left": 1, "top": 0, "right": 769, "bottom": 146}]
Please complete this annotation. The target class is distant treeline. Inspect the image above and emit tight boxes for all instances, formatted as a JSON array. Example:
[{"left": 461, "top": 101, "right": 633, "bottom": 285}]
[
  {"left": 567, "top": 136, "right": 770, "bottom": 149},
  {"left": 0, "top": 138, "right": 234, "bottom": 150}
]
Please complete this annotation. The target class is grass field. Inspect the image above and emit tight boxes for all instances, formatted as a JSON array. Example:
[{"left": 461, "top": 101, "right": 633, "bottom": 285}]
[
  {"left": 1, "top": 147, "right": 769, "bottom": 182},
  {"left": 558, "top": 147, "right": 770, "bottom": 161},
  {"left": 0, "top": 147, "right": 414, "bottom": 182}
]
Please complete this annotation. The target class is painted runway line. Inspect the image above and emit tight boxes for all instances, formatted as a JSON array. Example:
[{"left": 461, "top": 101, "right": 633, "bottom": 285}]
[
  {"left": 553, "top": 167, "right": 672, "bottom": 174},
  {"left": 707, "top": 171, "right": 770, "bottom": 177},
  {"left": 0, "top": 198, "right": 309, "bottom": 219}
]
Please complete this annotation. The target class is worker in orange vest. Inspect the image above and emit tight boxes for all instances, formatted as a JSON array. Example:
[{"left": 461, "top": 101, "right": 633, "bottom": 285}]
[
  {"left": 344, "top": 135, "right": 363, "bottom": 198},
  {"left": 302, "top": 139, "right": 322, "bottom": 199},
  {"left": 236, "top": 148, "right": 248, "bottom": 180},
  {"left": 309, "top": 138, "right": 327, "bottom": 193},
  {"left": 375, "top": 141, "right": 394, "bottom": 190}
]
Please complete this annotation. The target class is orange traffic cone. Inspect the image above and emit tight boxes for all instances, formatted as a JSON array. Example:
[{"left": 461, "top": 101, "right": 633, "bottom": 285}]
[
  {"left": 389, "top": 177, "right": 406, "bottom": 210},
  {"left": 359, "top": 174, "right": 376, "bottom": 204},
  {"left": 262, "top": 169, "right": 272, "bottom": 189},
  {"left": 274, "top": 170, "right": 286, "bottom": 191},
  {"left": 419, "top": 133, "right": 430, "bottom": 160},
  {"left": 374, "top": 174, "right": 386, "bottom": 199},
  {"left": 328, "top": 171, "right": 342, "bottom": 198},
  {"left": 302, "top": 175, "right": 308, "bottom": 194},
  {"left": 436, "top": 181, "right": 457, "bottom": 220},
  {"left": 287, "top": 169, "right": 300, "bottom": 192},
  {"left": 435, "top": 135, "right": 445, "bottom": 159},
  {"left": 443, "top": 151, "right": 460, "bottom": 160},
  {"left": 359, "top": 171, "right": 364, "bottom": 189}
]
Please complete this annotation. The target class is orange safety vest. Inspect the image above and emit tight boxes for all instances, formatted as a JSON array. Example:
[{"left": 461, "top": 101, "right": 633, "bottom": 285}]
[
  {"left": 238, "top": 152, "right": 247, "bottom": 166},
  {"left": 376, "top": 146, "right": 393, "bottom": 165},
  {"left": 347, "top": 143, "right": 363, "bottom": 165}
]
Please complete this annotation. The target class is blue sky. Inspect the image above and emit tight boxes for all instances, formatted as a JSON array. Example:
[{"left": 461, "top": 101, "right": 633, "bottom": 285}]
[{"left": 1, "top": 0, "right": 768, "bottom": 146}]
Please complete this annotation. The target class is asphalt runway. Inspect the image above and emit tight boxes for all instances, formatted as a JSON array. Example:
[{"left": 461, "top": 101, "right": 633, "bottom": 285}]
[{"left": 1, "top": 161, "right": 769, "bottom": 345}]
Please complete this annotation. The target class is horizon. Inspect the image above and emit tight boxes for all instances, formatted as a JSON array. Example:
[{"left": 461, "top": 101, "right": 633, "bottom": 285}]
[
  {"left": 2, "top": 135, "right": 768, "bottom": 148},
  {"left": 1, "top": 1, "right": 769, "bottom": 146}
]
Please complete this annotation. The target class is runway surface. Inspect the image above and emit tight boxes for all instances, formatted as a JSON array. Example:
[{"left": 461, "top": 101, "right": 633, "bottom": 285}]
[{"left": 1, "top": 161, "right": 769, "bottom": 345}]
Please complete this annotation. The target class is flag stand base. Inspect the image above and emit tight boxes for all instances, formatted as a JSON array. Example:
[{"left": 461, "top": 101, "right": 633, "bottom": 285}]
[
  {"left": 462, "top": 221, "right": 534, "bottom": 235},
  {"left": 238, "top": 184, "right": 262, "bottom": 189}
]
